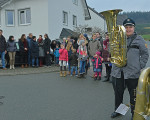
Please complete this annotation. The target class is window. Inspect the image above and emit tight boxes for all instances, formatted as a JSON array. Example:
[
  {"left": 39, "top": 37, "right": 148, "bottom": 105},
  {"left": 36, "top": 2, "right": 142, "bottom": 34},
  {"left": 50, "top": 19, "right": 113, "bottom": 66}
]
[
  {"left": 73, "top": 15, "right": 77, "bottom": 27},
  {"left": 85, "top": 27, "right": 92, "bottom": 33},
  {"left": 6, "top": 10, "right": 15, "bottom": 26},
  {"left": 63, "top": 11, "right": 68, "bottom": 25},
  {"left": 19, "top": 8, "right": 31, "bottom": 25},
  {"left": 72, "top": 0, "right": 78, "bottom": 5}
]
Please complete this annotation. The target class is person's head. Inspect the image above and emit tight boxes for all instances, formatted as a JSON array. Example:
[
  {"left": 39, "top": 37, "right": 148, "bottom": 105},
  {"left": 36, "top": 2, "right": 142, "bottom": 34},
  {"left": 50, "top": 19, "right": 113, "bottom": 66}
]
[
  {"left": 123, "top": 18, "right": 135, "bottom": 37},
  {"left": 44, "top": 34, "right": 49, "bottom": 39},
  {"left": 67, "top": 36, "right": 71, "bottom": 42},
  {"left": 39, "top": 35, "right": 42, "bottom": 39},
  {"left": 96, "top": 32, "right": 100, "bottom": 38},
  {"left": 56, "top": 44, "right": 59, "bottom": 48},
  {"left": 53, "top": 40, "right": 56, "bottom": 44},
  {"left": 63, "top": 37, "right": 66, "bottom": 42},
  {"left": 0, "top": 29, "right": 3, "bottom": 36},
  {"left": 32, "top": 36, "right": 36, "bottom": 41},
  {"left": 61, "top": 44, "right": 65, "bottom": 49},
  {"left": 73, "top": 49, "right": 76, "bottom": 53},
  {"left": 79, "top": 34, "right": 85, "bottom": 40},
  {"left": 21, "top": 34, "right": 26, "bottom": 41},
  {"left": 9, "top": 36, "right": 14, "bottom": 41},
  {"left": 29, "top": 33, "right": 33, "bottom": 38},
  {"left": 96, "top": 51, "right": 101, "bottom": 57},
  {"left": 105, "top": 33, "right": 109, "bottom": 39},
  {"left": 92, "top": 34, "right": 97, "bottom": 40}
]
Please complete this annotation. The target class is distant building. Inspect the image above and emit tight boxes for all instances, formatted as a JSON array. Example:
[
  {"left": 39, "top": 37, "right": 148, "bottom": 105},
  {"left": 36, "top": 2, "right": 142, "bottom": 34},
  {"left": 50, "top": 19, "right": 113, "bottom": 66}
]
[{"left": 0, "top": 0, "right": 91, "bottom": 40}]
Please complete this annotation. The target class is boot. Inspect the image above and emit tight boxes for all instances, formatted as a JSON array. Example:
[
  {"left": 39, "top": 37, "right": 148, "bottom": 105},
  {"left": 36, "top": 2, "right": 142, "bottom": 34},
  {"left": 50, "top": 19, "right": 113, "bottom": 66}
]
[
  {"left": 64, "top": 71, "right": 67, "bottom": 77},
  {"left": 12, "top": 65, "right": 15, "bottom": 69},
  {"left": 10, "top": 65, "right": 12, "bottom": 70},
  {"left": 21, "top": 65, "right": 24, "bottom": 68},
  {"left": 25, "top": 64, "right": 28, "bottom": 68},
  {"left": 60, "top": 71, "right": 63, "bottom": 77},
  {"left": 68, "top": 71, "right": 71, "bottom": 75}
]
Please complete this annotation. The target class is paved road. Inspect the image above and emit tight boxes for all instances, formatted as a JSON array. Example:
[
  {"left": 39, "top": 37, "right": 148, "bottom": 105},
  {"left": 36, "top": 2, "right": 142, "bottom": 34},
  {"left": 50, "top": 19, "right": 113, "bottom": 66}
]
[
  {"left": 0, "top": 41, "right": 149, "bottom": 120},
  {"left": 0, "top": 72, "right": 132, "bottom": 120}
]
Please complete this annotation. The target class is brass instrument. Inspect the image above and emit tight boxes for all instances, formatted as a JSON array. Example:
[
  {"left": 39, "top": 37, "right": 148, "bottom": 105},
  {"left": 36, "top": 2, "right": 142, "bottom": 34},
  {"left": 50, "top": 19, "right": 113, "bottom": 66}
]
[
  {"left": 100, "top": 9, "right": 127, "bottom": 67},
  {"left": 133, "top": 68, "right": 150, "bottom": 120}
]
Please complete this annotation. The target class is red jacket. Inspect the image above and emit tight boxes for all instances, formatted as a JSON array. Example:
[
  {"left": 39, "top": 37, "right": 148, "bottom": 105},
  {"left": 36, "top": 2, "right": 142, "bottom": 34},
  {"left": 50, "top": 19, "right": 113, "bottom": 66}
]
[{"left": 59, "top": 48, "right": 68, "bottom": 61}]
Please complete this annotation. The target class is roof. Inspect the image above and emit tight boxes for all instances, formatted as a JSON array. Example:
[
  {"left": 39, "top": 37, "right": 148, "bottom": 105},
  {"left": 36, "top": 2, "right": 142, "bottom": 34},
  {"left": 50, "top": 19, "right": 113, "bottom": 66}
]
[
  {"left": 0, "top": 0, "right": 11, "bottom": 8},
  {"left": 59, "top": 28, "right": 79, "bottom": 40},
  {"left": 88, "top": 6, "right": 104, "bottom": 19}
]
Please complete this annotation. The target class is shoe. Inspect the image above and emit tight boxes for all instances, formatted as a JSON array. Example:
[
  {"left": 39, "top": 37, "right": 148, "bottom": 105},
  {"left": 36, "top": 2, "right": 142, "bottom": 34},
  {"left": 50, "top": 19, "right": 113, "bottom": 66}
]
[
  {"left": 98, "top": 77, "right": 101, "bottom": 81},
  {"left": 70, "top": 75, "right": 73, "bottom": 77},
  {"left": 68, "top": 71, "right": 71, "bottom": 75},
  {"left": 25, "top": 64, "right": 28, "bottom": 68},
  {"left": 2, "top": 68, "right": 7, "bottom": 70},
  {"left": 111, "top": 112, "right": 121, "bottom": 118},
  {"left": 94, "top": 77, "right": 97, "bottom": 81},
  {"left": 103, "top": 79, "right": 109, "bottom": 82},
  {"left": 12, "top": 65, "right": 15, "bottom": 69},
  {"left": 75, "top": 75, "right": 78, "bottom": 77},
  {"left": 64, "top": 71, "right": 67, "bottom": 77},
  {"left": 21, "top": 65, "right": 24, "bottom": 68},
  {"left": 60, "top": 71, "right": 63, "bottom": 77},
  {"left": 10, "top": 65, "right": 12, "bottom": 70}
]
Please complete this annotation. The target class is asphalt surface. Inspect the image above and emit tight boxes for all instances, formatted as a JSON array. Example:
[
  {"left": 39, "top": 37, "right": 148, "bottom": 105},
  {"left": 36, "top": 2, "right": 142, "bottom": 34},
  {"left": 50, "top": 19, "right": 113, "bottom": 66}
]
[{"left": 0, "top": 41, "right": 149, "bottom": 120}]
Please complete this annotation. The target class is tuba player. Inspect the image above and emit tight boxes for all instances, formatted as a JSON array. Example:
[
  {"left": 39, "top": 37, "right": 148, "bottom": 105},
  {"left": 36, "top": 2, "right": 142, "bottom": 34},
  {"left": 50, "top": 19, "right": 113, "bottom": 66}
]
[{"left": 111, "top": 18, "right": 149, "bottom": 119}]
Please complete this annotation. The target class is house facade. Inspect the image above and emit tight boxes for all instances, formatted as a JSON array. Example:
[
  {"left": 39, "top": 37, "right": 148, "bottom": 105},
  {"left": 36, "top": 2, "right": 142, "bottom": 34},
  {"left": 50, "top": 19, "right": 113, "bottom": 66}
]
[
  {"left": 85, "top": 6, "right": 106, "bottom": 34},
  {"left": 0, "top": 0, "right": 91, "bottom": 40}
]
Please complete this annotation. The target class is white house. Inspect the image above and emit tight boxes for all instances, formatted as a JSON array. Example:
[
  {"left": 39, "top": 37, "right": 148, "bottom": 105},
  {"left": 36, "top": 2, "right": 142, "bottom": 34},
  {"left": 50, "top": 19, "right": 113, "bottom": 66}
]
[
  {"left": 85, "top": 6, "right": 106, "bottom": 34},
  {"left": 0, "top": 0, "right": 91, "bottom": 40}
]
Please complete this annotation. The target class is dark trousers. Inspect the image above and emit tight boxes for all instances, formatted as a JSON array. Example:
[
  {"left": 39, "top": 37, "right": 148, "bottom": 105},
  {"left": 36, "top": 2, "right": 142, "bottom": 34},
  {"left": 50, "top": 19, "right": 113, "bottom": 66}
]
[
  {"left": 20, "top": 52, "right": 28, "bottom": 65},
  {"left": 45, "top": 54, "right": 51, "bottom": 66},
  {"left": 112, "top": 72, "right": 138, "bottom": 115},
  {"left": 105, "top": 64, "right": 112, "bottom": 80}
]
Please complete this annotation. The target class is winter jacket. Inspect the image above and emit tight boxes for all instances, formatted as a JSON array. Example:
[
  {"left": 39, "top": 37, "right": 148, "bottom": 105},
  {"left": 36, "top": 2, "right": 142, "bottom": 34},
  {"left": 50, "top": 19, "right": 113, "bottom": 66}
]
[
  {"left": 78, "top": 45, "right": 88, "bottom": 61},
  {"left": 88, "top": 39, "right": 102, "bottom": 57},
  {"left": 27, "top": 36, "right": 32, "bottom": 49},
  {"left": 92, "top": 56, "right": 102, "bottom": 70},
  {"left": 54, "top": 48, "right": 60, "bottom": 57},
  {"left": 69, "top": 53, "right": 78, "bottom": 66},
  {"left": 19, "top": 39, "right": 28, "bottom": 53},
  {"left": 38, "top": 39, "right": 45, "bottom": 57},
  {"left": 111, "top": 33, "right": 149, "bottom": 79},
  {"left": 0, "top": 35, "right": 7, "bottom": 52},
  {"left": 97, "top": 36, "right": 103, "bottom": 51},
  {"left": 44, "top": 38, "right": 51, "bottom": 53},
  {"left": 7, "top": 40, "right": 17, "bottom": 52},
  {"left": 59, "top": 48, "right": 68, "bottom": 61},
  {"left": 30, "top": 40, "right": 39, "bottom": 58}
]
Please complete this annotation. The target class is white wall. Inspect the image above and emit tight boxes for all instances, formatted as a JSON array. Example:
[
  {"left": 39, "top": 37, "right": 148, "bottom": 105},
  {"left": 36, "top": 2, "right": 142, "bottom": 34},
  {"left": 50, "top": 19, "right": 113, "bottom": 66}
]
[
  {"left": 85, "top": 8, "right": 106, "bottom": 32},
  {"left": 0, "top": 0, "right": 48, "bottom": 41},
  {"left": 48, "top": 0, "right": 86, "bottom": 40}
]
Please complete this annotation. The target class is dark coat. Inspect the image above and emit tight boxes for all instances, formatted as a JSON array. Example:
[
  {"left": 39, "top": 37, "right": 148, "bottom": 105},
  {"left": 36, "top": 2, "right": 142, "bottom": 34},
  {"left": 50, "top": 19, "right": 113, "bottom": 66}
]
[
  {"left": 38, "top": 39, "right": 45, "bottom": 57},
  {"left": 44, "top": 38, "right": 51, "bottom": 53},
  {"left": 18, "top": 39, "right": 28, "bottom": 53},
  {"left": 31, "top": 40, "right": 39, "bottom": 58},
  {"left": 92, "top": 57, "right": 102, "bottom": 70},
  {"left": 69, "top": 53, "right": 78, "bottom": 66},
  {"left": 0, "top": 35, "right": 7, "bottom": 52}
]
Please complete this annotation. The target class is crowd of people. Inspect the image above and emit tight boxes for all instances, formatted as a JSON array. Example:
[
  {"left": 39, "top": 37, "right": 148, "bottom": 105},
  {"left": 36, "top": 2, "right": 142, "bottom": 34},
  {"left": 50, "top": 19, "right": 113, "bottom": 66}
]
[{"left": 0, "top": 17, "right": 149, "bottom": 120}]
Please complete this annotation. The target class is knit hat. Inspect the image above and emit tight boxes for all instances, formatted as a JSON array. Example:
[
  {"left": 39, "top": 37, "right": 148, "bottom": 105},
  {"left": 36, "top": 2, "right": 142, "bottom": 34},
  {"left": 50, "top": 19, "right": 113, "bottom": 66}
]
[{"left": 96, "top": 51, "right": 101, "bottom": 56}]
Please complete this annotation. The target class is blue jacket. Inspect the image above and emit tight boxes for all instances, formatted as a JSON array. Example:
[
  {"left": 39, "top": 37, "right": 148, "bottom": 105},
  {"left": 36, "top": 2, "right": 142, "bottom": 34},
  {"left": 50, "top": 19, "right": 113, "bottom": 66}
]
[
  {"left": 54, "top": 48, "right": 60, "bottom": 57},
  {"left": 27, "top": 36, "right": 32, "bottom": 49}
]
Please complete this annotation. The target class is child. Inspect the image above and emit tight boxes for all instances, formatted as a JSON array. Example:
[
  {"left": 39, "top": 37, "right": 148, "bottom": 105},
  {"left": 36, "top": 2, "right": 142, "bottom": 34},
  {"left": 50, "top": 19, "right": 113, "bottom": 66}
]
[
  {"left": 54, "top": 44, "right": 60, "bottom": 66},
  {"left": 69, "top": 49, "right": 78, "bottom": 77},
  {"left": 31, "top": 36, "right": 39, "bottom": 67},
  {"left": 59, "top": 44, "right": 68, "bottom": 77},
  {"left": 78, "top": 41, "right": 88, "bottom": 77},
  {"left": 92, "top": 51, "right": 103, "bottom": 80}
]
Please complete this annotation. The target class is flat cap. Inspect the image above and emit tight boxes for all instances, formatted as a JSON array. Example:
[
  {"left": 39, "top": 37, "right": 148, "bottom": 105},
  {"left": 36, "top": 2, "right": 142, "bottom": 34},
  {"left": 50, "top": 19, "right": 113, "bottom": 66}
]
[{"left": 123, "top": 18, "right": 135, "bottom": 26}]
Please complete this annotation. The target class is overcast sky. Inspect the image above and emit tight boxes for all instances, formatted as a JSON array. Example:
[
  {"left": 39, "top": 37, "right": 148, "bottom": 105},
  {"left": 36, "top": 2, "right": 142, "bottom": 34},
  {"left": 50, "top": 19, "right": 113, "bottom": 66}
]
[{"left": 86, "top": 0, "right": 150, "bottom": 13}]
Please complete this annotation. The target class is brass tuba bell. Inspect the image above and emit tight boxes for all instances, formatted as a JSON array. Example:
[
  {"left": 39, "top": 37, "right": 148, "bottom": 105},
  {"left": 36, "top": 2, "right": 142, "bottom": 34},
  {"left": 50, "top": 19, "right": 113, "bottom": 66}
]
[{"left": 100, "top": 9, "right": 127, "bottom": 67}]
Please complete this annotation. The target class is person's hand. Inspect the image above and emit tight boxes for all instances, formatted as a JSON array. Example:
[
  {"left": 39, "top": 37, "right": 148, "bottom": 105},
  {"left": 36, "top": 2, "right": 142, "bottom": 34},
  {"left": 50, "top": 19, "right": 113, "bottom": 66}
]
[
  {"left": 107, "top": 58, "right": 110, "bottom": 61},
  {"left": 47, "top": 51, "right": 49, "bottom": 54},
  {"left": 101, "top": 58, "right": 104, "bottom": 61},
  {"left": 24, "top": 48, "right": 27, "bottom": 51},
  {"left": 66, "top": 62, "right": 68, "bottom": 66},
  {"left": 5, "top": 50, "right": 7, "bottom": 54}
]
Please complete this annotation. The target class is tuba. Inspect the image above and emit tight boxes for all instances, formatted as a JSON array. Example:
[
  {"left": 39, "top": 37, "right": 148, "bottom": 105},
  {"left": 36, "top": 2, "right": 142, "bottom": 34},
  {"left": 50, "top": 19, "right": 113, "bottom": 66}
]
[
  {"left": 100, "top": 9, "right": 127, "bottom": 67},
  {"left": 133, "top": 68, "right": 150, "bottom": 120}
]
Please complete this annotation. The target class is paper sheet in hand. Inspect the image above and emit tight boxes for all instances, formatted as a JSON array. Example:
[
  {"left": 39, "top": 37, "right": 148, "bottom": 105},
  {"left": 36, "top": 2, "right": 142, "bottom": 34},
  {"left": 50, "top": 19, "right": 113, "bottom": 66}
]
[{"left": 115, "top": 104, "right": 130, "bottom": 115}]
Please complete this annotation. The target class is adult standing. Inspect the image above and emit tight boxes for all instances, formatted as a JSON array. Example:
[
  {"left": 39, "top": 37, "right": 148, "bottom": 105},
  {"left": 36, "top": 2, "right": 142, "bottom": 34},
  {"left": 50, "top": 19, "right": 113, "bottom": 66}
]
[
  {"left": 19, "top": 34, "right": 28, "bottom": 68},
  {"left": 88, "top": 34, "right": 102, "bottom": 77},
  {"left": 111, "top": 18, "right": 149, "bottom": 120},
  {"left": 96, "top": 32, "right": 103, "bottom": 52},
  {"left": 7, "top": 36, "right": 17, "bottom": 69},
  {"left": 38, "top": 35, "right": 45, "bottom": 67},
  {"left": 0, "top": 29, "right": 7, "bottom": 70},
  {"left": 27, "top": 33, "right": 33, "bottom": 66},
  {"left": 44, "top": 34, "right": 51, "bottom": 67}
]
